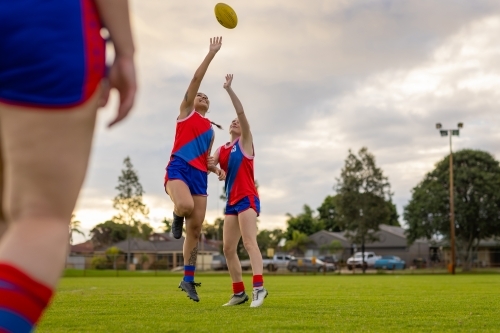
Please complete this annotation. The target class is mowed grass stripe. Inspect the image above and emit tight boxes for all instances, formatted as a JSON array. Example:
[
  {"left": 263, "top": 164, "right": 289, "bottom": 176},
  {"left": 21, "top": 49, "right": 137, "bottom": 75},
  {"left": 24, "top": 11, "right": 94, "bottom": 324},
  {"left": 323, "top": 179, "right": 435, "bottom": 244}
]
[{"left": 37, "top": 275, "right": 500, "bottom": 333}]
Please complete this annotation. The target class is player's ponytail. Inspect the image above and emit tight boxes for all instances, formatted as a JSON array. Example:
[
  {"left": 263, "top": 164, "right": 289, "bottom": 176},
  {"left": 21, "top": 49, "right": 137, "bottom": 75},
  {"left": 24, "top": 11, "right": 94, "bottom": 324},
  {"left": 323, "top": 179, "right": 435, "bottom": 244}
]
[{"left": 211, "top": 121, "right": 223, "bottom": 130}]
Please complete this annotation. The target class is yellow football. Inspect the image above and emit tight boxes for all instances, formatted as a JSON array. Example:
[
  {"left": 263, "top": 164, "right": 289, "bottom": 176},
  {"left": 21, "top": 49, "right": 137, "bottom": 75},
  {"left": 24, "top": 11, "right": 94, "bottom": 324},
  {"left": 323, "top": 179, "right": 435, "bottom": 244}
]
[{"left": 214, "top": 3, "right": 238, "bottom": 29}]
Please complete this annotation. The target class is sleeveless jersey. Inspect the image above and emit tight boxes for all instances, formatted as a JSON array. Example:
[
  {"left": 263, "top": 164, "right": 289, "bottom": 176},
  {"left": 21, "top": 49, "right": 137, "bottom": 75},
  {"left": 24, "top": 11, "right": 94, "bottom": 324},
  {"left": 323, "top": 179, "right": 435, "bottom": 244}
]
[
  {"left": 218, "top": 138, "right": 259, "bottom": 205},
  {"left": 170, "top": 111, "right": 214, "bottom": 172}
]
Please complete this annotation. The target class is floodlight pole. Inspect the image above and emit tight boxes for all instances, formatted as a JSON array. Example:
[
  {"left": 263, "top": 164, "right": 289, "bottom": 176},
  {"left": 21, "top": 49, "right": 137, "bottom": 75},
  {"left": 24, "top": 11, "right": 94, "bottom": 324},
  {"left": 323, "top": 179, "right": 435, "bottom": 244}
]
[
  {"left": 448, "top": 132, "right": 456, "bottom": 275},
  {"left": 436, "top": 122, "right": 463, "bottom": 275}
]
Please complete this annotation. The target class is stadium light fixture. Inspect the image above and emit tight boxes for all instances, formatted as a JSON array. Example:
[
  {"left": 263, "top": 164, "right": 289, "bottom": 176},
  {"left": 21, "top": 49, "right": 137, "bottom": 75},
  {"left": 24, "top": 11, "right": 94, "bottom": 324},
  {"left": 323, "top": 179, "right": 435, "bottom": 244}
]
[{"left": 435, "top": 123, "right": 464, "bottom": 275}]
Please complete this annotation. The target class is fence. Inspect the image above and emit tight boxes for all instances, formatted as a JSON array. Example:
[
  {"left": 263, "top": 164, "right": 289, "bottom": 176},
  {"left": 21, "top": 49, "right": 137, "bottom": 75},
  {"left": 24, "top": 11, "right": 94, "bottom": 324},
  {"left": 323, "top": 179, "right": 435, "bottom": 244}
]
[{"left": 65, "top": 251, "right": 500, "bottom": 276}]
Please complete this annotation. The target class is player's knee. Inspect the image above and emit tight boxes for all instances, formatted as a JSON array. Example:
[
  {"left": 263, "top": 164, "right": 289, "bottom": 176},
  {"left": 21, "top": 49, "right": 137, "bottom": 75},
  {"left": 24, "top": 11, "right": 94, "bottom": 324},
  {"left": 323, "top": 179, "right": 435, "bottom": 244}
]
[
  {"left": 176, "top": 201, "right": 194, "bottom": 216},
  {"left": 242, "top": 239, "right": 258, "bottom": 253},
  {"left": 223, "top": 243, "right": 237, "bottom": 257},
  {"left": 186, "top": 223, "right": 201, "bottom": 239}
]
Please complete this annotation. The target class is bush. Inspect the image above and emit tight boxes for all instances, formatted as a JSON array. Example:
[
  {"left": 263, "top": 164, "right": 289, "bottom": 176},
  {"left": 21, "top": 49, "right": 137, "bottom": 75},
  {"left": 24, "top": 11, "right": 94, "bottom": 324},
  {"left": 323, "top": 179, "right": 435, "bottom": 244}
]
[{"left": 91, "top": 256, "right": 109, "bottom": 270}]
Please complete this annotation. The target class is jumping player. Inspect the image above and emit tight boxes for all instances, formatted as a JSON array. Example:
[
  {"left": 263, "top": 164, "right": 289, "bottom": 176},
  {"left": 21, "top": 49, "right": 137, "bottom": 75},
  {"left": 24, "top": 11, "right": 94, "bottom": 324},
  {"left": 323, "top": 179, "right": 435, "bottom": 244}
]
[
  {"left": 164, "top": 37, "right": 225, "bottom": 302},
  {"left": 0, "top": 0, "right": 136, "bottom": 331},
  {"left": 210, "top": 74, "right": 268, "bottom": 308}
]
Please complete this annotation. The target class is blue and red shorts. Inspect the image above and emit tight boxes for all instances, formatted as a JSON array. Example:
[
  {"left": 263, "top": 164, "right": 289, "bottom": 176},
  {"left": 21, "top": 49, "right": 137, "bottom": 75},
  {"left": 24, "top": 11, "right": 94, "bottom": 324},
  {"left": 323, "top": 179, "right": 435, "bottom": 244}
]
[
  {"left": 225, "top": 195, "right": 260, "bottom": 216},
  {"left": 0, "top": 0, "right": 105, "bottom": 108},
  {"left": 164, "top": 156, "right": 208, "bottom": 196}
]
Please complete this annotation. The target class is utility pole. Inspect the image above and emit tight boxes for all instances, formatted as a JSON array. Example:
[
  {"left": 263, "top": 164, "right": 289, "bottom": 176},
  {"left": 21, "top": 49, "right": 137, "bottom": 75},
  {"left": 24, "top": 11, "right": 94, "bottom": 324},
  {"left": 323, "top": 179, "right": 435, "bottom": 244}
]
[{"left": 435, "top": 122, "right": 463, "bottom": 275}]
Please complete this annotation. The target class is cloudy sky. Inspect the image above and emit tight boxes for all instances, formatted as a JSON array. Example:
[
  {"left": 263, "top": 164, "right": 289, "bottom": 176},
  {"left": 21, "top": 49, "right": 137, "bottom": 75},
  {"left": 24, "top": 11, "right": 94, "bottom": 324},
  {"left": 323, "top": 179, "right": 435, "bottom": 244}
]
[{"left": 73, "top": 0, "right": 500, "bottom": 243}]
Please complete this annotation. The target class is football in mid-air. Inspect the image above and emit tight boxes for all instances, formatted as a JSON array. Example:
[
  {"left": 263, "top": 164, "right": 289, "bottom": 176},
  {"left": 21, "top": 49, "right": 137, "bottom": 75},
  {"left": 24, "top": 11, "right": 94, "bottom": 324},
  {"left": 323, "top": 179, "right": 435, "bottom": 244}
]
[{"left": 214, "top": 3, "right": 238, "bottom": 29}]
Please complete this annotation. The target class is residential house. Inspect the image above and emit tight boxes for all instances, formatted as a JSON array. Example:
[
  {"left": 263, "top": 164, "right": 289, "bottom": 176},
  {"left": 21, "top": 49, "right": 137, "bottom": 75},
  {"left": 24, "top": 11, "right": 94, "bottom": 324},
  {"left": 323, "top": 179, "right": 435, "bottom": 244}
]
[
  {"left": 95, "top": 232, "right": 221, "bottom": 270},
  {"left": 68, "top": 240, "right": 95, "bottom": 269},
  {"left": 307, "top": 224, "right": 430, "bottom": 265},
  {"left": 438, "top": 238, "right": 500, "bottom": 268}
]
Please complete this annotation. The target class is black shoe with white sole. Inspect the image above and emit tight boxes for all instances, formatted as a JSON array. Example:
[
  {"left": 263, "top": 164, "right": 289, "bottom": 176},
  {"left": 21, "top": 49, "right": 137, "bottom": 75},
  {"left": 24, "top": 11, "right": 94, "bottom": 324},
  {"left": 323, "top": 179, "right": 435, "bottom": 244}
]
[{"left": 179, "top": 280, "right": 201, "bottom": 302}]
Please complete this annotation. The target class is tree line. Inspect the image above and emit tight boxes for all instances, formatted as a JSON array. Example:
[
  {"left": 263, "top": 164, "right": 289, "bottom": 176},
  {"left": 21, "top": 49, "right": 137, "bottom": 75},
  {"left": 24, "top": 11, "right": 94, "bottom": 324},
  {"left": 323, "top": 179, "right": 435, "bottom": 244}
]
[{"left": 71, "top": 148, "right": 500, "bottom": 271}]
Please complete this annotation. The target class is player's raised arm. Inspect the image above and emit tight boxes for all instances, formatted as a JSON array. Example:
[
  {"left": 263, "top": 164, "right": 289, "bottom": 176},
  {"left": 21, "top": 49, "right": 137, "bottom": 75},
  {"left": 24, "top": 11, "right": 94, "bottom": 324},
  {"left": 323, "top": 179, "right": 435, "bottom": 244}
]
[
  {"left": 179, "top": 37, "right": 222, "bottom": 119},
  {"left": 223, "top": 74, "right": 253, "bottom": 154},
  {"left": 94, "top": 0, "right": 137, "bottom": 127}
]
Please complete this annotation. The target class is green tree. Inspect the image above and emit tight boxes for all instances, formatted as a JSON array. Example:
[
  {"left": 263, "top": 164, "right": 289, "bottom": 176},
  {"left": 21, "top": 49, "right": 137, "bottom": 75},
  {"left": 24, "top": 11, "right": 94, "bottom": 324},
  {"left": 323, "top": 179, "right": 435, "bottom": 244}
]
[
  {"left": 90, "top": 220, "right": 132, "bottom": 248},
  {"left": 213, "top": 217, "right": 224, "bottom": 241},
  {"left": 386, "top": 200, "right": 400, "bottom": 226},
  {"left": 335, "top": 147, "right": 392, "bottom": 273},
  {"left": 284, "top": 230, "right": 311, "bottom": 256},
  {"left": 112, "top": 157, "right": 149, "bottom": 268},
  {"left": 317, "top": 195, "right": 341, "bottom": 232},
  {"left": 285, "top": 205, "right": 325, "bottom": 240},
  {"left": 203, "top": 218, "right": 224, "bottom": 241},
  {"left": 69, "top": 214, "right": 85, "bottom": 245},
  {"left": 162, "top": 217, "right": 172, "bottom": 233},
  {"left": 140, "top": 223, "right": 154, "bottom": 239},
  {"left": 318, "top": 194, "right": 399, "bottom": 232},
  {"left": 256, "top": 230, "right": 273, "bottom": 254},
  {"left": 256, "top": 228, "right": 285, "bottom": 254},
  {"left": 404, "top": 149, "right": 500, "bottom": 271}
]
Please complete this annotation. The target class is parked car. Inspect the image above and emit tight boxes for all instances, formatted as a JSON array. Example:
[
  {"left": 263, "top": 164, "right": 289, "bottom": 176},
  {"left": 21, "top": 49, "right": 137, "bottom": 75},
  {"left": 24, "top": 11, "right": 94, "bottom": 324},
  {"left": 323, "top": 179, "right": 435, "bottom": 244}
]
[
  {"left": 317, "top": 255, "right": 339, "bottom": 265},
  {"left": 241, "top": 254, "right": 295, "bottom": 272},
  {"left": 211, "top": 254, "right": 227, "bottom": 271},
  {"left": 374, "top": 256, "right": 406, "bottom": 270},
  {"left": 346, "top": 252, "right": 381, "bottom": 270},
  {"left": 287, "top": 257, "right": 336, "bottom": 272}
]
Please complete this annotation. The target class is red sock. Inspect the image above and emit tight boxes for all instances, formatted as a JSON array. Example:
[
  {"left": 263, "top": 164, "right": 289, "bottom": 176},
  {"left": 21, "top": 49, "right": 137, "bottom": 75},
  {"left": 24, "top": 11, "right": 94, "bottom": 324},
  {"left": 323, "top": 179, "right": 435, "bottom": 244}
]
[
  {"left": 0, "top": 263, "right": 53, "bottom": 332},
  {"left": 253, "top": 274, "right": 263, "bottom": 288},
  {"left": 232, "top": 281, "right": 245, "bottom": 294}
]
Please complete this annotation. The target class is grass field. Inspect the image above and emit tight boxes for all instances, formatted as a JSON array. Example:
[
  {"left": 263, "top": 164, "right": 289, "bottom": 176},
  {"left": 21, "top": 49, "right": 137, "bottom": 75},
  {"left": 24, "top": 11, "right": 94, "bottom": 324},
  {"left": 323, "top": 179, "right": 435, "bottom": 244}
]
[{"left": 37, "top": 273, "right": 500, "bottom": 332}]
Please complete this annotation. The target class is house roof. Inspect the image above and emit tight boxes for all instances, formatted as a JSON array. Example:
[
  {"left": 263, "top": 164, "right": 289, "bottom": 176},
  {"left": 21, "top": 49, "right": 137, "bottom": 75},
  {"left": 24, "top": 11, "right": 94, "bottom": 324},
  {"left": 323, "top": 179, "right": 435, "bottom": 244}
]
[
  {"left": 308, "top": 224, "right": 430, "bottom": 249},
  {"left": 105, "top": 236, "right": 220, "bottom": 253},
  {"left": 379, "top": 224, "right": 406, "bottom": 238},
  {"left": 70, "top": 240, "right": 94, "bottom": 254},
  {"left": 113, "top": 238, "right": 158, "bottom": 252}
]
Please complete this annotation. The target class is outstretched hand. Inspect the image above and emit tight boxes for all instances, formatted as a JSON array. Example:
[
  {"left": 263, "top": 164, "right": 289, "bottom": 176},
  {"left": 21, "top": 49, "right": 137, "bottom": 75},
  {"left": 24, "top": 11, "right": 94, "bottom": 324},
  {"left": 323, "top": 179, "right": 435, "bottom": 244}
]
[
  {"left": 209, "top": 37, "right": 222, "bottom": 53},
  {"left": 223, "top": 74, "right": 233, "bottom": 90}
]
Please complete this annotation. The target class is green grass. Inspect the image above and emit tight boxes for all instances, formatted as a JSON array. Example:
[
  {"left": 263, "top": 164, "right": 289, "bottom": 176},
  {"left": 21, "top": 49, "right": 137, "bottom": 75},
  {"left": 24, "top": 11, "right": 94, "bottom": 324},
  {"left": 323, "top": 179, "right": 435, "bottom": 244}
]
[{"left": 37, "top": 274, "right": 500, "bottom": 333}]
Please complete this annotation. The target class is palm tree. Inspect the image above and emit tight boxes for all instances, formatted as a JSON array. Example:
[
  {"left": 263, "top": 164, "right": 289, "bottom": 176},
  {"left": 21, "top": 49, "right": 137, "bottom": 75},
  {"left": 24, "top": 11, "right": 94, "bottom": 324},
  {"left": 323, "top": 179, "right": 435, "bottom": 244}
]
[
  {"left": 284, "top": 230, "right": 311, "bottom": 256},
  {"left": 69, "top": 214, "right": 85, "bottom": 245}
]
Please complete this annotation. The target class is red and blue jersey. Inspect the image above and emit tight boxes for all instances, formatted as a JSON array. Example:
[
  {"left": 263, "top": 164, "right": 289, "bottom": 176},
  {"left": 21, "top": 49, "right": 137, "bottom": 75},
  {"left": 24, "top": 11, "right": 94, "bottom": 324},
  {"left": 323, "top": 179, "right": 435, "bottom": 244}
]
[
  {"left": 218, "top": 138, "right": 259, "bottom": 205},
  {"left": 0, "top": 0, "right": 105, "bottom": 108},
  {"left": 170, "top": 111, "right": 214, "bottom": 172}
]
